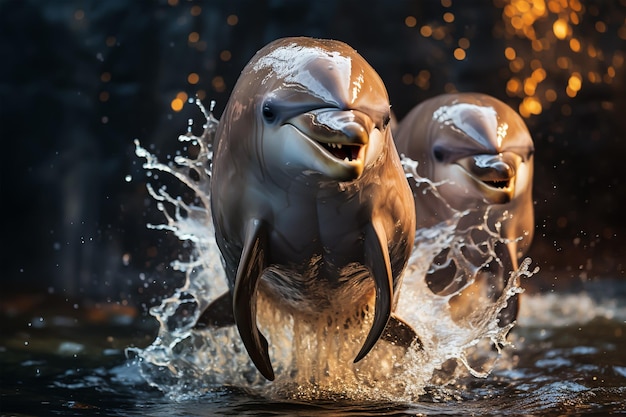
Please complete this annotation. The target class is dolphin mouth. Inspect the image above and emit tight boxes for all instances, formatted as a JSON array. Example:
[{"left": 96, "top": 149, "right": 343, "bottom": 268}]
[
  {"left": 456, "top": 152, "right": 519, "bottom": 204},
  {"left": 317, "top": 141, "right": 364, "bottom": 163},
  {"left": 285, "top": 108, "right": 372, "bottom": 177}
]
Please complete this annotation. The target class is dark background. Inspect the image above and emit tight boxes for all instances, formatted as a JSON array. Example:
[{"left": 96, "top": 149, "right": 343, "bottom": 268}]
[{"left": 1, "top": 0, "right": 624, "bottom": 307}]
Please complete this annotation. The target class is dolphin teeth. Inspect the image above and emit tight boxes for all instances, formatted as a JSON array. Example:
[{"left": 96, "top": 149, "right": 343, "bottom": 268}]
[
  {"left": 337, "top": 143, "right": 342, "bottom": 149},
  {"left": 344, "top": 157, "right": 349, "bottom": 162}
]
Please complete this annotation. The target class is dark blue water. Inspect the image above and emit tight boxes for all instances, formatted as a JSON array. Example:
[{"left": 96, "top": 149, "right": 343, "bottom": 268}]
[{"left": 2, "top": 281, "right": 625, "bottom": 416}]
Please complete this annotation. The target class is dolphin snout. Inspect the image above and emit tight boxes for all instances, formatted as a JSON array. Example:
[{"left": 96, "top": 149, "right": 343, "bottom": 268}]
[
  {"left": 469, "top": 154, "right": 516, "bottom": 183},
  {"left": 289, "top": 109, "right": 372, "bottom": 145},
  {"left": 456, "top": 152, "right": 521, "bottom": 203}
]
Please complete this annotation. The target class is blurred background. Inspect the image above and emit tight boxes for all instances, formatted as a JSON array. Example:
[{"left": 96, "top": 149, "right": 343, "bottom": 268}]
[{"left": 1, "top": 0, "right": 624, "bottom": 310}]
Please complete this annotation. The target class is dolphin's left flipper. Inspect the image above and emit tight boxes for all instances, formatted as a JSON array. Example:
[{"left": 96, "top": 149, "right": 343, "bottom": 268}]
[
  {"left": 194, "top": 292, "right": 235, "bottom": 329},
  {"left": 233, "top": 218, "right": 275, "bottom": 381},
  {"left": 354, "top": 218, "right": 394, "bottom": 363}
]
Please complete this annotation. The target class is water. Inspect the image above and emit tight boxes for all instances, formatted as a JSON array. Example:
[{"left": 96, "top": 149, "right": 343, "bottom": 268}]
[
  {"left": 2, "top": 288, "right": 625, "bottom": 415},
  {"left": 2, "top": 100, "right": 625, "bottom": 415}
]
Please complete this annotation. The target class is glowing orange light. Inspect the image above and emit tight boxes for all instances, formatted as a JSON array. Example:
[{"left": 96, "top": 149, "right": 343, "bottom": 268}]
[
  {"left": 226, "top": 14, "right": 238, "bottom": 25},
  {"left": 607, "top": 66, "right": 616, "bottom": 78},
  {"left": 556, "top": 56, "right": 570, "bottom": 69},
  {"left": 212, "top": 76, "right": 226, "bottom": 92},
  {"left": 415, "top": 70, "right": 431, "bottom": 90},
  {"left": 458, "top": 38, "right": 470, "bottom": 49},
  {"left": 176, "top": 92, "right": 188, "bottom": 102},
  {"left": 506, "top": 78, "right": 522, "bottom": 95},
  {"left": 188, "top": 32, "right": 200, "bottom": 43},
  {"left": 569, "top": 38, "right": 581, "bottom": 52},
  {"left": 432, "top": 27, "right": 446, "bottom": 40},
  {"left": 187, "top": 73, "right": 200, "bottom": 85},
  {"left": 444, "top": 83, "right": 457, "bottom": 93},
  {"left": 190, "top": 5, "right": 201, "bottom": 16},
  {"left": 453, "top": 48, "right": 466, "bottom": 60},
  {"left": 402, "top": 73, "right": 414, "bottom": 85},
  {"left": 171, "top": 98, "right": 184, "bottom": 112},
  {"left": 100, "top": 72, "right": 111, "bottom": 82},
  {"left": 420, "top": 25, "right": 433, "bottom": 37},
  {"left": 504, "top": 47, "right": 516, "bottom": 60},
  {"left": 405, "top": 16, "right": 417, "bottom": 28},
  {"left": 531, "top": 68, "right": 547, "bottom": 82},
  {"left": 587, "top": 71, "right": 600, "bottom": 83},
  {"left": 443, "top": 12, "right": 455, "bottom": 23},
  {"left": 545, "top": 89, "right": 557, "bottom": 102},
  {"left": 553, "top": 18, "right": 569, "bottom": 40},
  {"left": 220, "top": 50, "right": 232, "bottom": 61},
  {"left": 595, "top": 21, "right": 607, "bottom": 33},
  {"left": 519, "top": 96, "right": 542, "bottom": 118},
  {"left": 523, "top": 79, "right": 536, "bottom": 96},
  {"left": 509, "top": 57, "right": 525, "bottom": 73}
]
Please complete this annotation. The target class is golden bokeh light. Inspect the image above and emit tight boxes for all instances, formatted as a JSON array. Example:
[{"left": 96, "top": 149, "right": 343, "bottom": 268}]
[
  {"left": 188, "top": 32, "right": 200, "bottom": 43},
  {"left": 187, "top": 73, "right": 200, "bottom": 85},
  {"left": 553, "top": 18, "right": 569, "bottom": 40},
  {"left": 190, "top": 5, "right": 201, "bottom": 16},
  {"left": 405, "top": 16, "right": 417, "bottom": 28},
  {"left": 220, "top": 50, "right": 232, "bottom": 61},
  {"left": 212, "top": 76, "right": 226, "bottom": 93},
  {"left": 226, "top": 14, "right": 238, "bottom": 26},
  {"left": 443, "top": 12, "right": 455, "bottom": 23},
  {"left": 171, "top": 98, "right": 184, "bottom": 112}
]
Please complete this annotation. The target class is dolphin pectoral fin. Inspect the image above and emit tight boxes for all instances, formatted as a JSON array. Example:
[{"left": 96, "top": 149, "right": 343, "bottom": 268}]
[
  {"left": 195, "top": 292, "right": 235, "bottom": 329},
  {"left": 354, "top": 219, "right": 394, "bottom": 363},
  {"left": 494, "top": 241, "right": 519, "bottom": 328},
  {"left": 233, "top": 219, "right": 275, "bottom": 381},
  {"left": 382, "top": 314, "right": 422, "bottom": 349}
]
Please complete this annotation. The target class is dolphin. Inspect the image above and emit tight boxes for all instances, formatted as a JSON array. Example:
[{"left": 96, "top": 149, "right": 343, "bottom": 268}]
[
  {"left": 199, "top": 37, "right": 416, "bottom": 380},
  {"left": 394, "top": 93, "right": 534, "bottom": 325}
]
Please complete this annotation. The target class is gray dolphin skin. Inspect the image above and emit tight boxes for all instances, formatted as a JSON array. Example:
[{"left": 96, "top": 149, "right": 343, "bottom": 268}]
[
  {"left": 394, "top": 93, "right": 534, "bottom": 325},
  {"left": 202, "top": 37, "right": 416, "bottom": 380}
]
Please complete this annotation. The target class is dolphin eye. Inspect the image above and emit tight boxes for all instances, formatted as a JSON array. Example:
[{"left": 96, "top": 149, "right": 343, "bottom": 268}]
[
  {"left": 433, "top": 146, "right": 445, "bottom": 162},
  {"left": 382, "top": 113, "right": 391, "bottom": 130},
  {"left": 262, "top": 103, "right": 276, "bottom": 123}
]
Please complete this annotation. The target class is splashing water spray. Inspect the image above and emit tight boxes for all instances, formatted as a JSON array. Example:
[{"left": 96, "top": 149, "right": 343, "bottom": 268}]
[{"left": 128, "top": 99, "right": 538, "bottom": 402}]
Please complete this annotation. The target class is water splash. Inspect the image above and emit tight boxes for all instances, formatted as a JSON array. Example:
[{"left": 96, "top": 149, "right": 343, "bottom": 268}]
[{"left": 128, "top": 99, "right": 537, "bottom": 402}]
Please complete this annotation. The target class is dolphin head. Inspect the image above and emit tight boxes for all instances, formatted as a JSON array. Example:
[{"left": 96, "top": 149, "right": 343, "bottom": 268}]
[
  {"left": 224, "top": 37, "right": 392, "bottom": 185},
  {"left": 397, "top": 93, "right": 534, "bottom": 210}
]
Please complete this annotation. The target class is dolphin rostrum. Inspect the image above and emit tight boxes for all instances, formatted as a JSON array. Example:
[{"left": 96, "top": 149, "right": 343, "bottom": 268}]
[
  {"left": 199, "top": 37, "right": 416, "bottom": 380},
  {"left": 394, "top": 93, "right": 534, "bottom": 325}
]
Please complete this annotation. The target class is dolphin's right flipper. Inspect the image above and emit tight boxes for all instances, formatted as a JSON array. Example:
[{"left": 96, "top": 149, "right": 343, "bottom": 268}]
[
  {"left": 233, "top": 218, "right": 275, "bottom": 381},
  {"left": 354, "top": 218, "right": 394, "bottom": 363},
  {"left": 382, "top": 314, "right": 422, "bottom": 349}
]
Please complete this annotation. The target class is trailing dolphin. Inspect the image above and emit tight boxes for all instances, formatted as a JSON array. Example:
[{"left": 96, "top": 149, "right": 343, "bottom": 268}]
[
  {"left": 199, "top": 37, "right": 416, "bottom": 380},
  {"left": 394, "top": 93, "right": 534, "bottom": 326}
]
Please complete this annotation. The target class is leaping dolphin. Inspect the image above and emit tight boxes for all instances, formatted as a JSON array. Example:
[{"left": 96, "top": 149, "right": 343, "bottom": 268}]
[
  {"left": 394, "top": 93, "right": 534, "bottom": 326},
  {"left": 200, "top": 37, "right": 416, "bottom": 380}
]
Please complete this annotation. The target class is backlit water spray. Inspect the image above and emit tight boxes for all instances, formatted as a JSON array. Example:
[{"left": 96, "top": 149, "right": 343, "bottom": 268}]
[{"left": 128, "top": 100, "right": 537, "bottom": 402}]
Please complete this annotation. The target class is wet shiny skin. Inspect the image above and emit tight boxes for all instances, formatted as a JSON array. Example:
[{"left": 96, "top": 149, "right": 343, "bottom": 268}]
[
  {"left": 394, "top": 93, "right": 535, "bottom": 325},
  {"left": 209, "top": 37, "right": 415, "bottom": 380}
]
